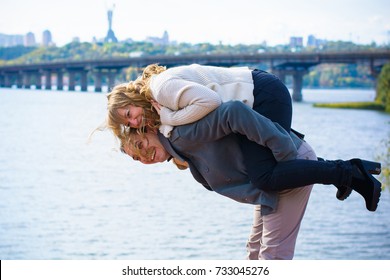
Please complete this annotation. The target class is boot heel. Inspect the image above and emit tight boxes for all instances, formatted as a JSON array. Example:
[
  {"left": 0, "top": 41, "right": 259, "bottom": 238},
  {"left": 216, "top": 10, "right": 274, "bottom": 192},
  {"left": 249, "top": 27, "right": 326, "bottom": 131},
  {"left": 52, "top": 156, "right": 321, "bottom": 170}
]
[
  {"left": 350, "top": 159, "right": 382, "bottom": 211},
  {"left": 367, "top": 175, "right": 382, "bottom": 212},
  {"left": 359, "top": 160, "right": 381, "bottom": 175}
]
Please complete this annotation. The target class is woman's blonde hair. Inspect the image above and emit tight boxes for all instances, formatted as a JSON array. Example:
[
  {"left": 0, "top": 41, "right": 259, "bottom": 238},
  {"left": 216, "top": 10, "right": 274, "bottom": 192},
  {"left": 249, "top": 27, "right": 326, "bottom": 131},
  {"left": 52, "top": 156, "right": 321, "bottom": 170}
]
[
  {"left": 106, "top": 78, "right": 158, "bottom": 137},
  {"left": 142, "top": 63, "right": 167, "bottom": 82},
  {"left": 106, "top": 64, "right": 167, "bottom": 138}
]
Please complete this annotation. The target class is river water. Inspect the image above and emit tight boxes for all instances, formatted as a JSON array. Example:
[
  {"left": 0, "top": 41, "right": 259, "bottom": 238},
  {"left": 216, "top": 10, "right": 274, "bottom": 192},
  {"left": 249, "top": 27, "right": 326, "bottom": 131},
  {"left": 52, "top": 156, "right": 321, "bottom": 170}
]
[{"left": 0, "top": 87, "right": 389, "bottom": 260}]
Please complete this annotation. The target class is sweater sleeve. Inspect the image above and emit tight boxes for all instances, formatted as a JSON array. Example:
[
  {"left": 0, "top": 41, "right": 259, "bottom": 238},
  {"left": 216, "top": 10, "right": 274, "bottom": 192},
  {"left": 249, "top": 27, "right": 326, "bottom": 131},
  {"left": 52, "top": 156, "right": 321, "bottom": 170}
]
[{"left": 153, "top": 78, "right": 222, "bottom": 126}]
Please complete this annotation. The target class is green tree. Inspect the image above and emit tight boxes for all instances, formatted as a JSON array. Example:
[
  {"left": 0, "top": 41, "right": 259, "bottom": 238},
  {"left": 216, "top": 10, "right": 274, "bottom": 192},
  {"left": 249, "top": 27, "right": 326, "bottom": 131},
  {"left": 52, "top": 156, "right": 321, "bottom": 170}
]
[
  {"left": 376, "top": 63, "right": 390, "bottom": 112},
  {"left": 375, "top": 64, "right": 390, "bottom": 189}
]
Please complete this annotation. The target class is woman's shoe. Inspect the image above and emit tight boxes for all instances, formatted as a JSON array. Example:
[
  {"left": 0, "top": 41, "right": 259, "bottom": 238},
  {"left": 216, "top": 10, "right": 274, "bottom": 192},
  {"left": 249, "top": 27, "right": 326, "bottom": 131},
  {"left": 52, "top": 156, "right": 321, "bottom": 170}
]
[
  {"left": 360, "top": 160, "right": 381, "bottom": 175},
  {"left": 350, "top": 159, "right": 382, "bottom": 211},
  {"left": 336, "top": 186, "right": 353, "bottom": 201}
]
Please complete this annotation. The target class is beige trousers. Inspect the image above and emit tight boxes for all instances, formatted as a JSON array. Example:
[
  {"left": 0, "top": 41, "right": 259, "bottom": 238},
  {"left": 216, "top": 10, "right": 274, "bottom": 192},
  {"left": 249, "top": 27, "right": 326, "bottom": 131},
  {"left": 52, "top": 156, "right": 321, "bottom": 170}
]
[{"left": 246, "top": 141, "right": 317, "bottom": 260}]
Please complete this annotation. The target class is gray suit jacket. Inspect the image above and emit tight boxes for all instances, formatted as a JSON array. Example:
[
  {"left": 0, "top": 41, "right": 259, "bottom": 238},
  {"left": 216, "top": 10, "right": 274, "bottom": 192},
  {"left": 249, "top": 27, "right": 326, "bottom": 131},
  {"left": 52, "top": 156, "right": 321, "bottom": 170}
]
[{"left": 158, "top": 101, "right": 303, "bottom": 214}]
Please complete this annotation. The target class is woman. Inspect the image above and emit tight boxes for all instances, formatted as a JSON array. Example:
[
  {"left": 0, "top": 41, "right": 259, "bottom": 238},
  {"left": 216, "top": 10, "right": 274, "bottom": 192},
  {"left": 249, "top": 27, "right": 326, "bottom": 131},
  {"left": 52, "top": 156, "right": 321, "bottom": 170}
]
[
  {"left": 105, "top": 64, "right": 382, "bottom": 210},
  {"left": 108, "top": 63, "right": 292, "bottom": 136}
]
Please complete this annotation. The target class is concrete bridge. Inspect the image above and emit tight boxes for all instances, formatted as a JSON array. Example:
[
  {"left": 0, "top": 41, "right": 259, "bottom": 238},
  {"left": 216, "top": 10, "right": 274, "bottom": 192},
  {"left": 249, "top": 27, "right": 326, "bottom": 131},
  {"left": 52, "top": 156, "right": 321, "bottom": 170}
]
[{"left": 0, "top": 50, "right": 389, "bottom": 101}]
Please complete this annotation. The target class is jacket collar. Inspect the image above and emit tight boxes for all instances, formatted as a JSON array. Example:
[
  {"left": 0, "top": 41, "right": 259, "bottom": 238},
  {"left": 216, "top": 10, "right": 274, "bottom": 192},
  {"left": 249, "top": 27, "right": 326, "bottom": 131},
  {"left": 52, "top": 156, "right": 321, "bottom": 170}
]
[{"left": 157, "top": 131, "right": 186, "bottom": 163}]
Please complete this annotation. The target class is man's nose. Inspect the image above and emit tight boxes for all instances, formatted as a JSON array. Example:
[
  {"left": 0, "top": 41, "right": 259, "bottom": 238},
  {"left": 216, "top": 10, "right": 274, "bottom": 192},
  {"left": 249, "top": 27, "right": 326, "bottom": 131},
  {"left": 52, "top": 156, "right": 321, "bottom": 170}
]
[{"left": 139, "top": 154, "right": 151, "bottom": 164}]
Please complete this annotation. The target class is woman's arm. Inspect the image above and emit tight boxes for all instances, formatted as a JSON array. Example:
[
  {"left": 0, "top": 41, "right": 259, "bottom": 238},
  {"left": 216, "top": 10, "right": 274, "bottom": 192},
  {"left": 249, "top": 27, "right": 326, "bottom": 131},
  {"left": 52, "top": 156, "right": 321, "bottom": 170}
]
[{"left": 153, "top": 78, "right": 222, "bottom": 126}]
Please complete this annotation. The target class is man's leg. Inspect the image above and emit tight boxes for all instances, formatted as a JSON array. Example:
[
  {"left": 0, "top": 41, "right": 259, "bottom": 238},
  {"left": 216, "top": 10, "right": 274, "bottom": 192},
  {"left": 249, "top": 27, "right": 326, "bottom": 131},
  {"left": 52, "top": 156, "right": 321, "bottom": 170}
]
[
  {"left": 246, "top": 141, "right": 316, "bottom": 259},
  {"left": 246, "top": 205, "right": 262, "bottom": 260}
]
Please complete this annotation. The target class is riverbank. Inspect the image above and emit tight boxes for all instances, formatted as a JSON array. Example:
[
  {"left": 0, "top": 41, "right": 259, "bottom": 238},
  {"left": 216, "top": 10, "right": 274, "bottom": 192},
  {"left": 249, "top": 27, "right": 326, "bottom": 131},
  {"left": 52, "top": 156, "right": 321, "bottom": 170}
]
[{"left": 313, "top": 101, "right": 385, "bottom": 111}]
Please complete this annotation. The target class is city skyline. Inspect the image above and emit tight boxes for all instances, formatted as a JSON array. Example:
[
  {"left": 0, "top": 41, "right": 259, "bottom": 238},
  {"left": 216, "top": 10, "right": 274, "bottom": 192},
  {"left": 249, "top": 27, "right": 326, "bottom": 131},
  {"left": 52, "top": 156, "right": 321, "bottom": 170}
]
[
  {"left": 0, "top": 30, "right": 324, "bottom": 48},
  {"left": 1, "top": 0, "right": 389, "bottom": 47}
]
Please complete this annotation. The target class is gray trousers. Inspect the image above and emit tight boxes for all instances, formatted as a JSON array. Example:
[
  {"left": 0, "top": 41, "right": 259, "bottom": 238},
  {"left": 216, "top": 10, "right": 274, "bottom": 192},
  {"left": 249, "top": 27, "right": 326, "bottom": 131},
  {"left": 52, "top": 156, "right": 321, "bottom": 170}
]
[{"left": 246, "top": 141, "right": 316, "bottom": 260}]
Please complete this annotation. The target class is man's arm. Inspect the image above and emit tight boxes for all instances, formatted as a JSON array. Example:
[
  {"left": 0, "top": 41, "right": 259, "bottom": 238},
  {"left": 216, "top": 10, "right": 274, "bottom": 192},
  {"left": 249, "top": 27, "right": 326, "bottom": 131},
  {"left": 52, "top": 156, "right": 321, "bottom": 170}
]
[{"left": 176, "top": 101, "right": 298, "bottom": 161}]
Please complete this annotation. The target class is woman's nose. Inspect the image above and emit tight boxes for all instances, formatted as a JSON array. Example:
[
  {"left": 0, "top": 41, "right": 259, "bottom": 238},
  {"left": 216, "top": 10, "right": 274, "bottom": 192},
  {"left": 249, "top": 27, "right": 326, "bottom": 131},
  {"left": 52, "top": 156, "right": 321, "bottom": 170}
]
[{"left": 129, "top": 118, "right": 139, "bottom": 128}]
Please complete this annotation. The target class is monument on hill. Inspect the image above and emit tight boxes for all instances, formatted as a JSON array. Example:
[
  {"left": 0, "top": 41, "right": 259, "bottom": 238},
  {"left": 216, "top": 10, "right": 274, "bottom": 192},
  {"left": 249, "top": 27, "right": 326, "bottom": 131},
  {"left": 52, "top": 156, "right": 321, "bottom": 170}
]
[{"left": 105, "top": 4, "right": 118, "bottom": 43}]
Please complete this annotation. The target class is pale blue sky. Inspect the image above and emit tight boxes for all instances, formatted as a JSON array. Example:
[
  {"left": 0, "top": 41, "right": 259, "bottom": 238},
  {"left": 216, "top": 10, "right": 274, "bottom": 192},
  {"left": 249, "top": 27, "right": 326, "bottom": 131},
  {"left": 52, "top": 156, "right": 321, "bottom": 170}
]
[{"left": 1, "top": 0, "right": 389, "bottom": 46}]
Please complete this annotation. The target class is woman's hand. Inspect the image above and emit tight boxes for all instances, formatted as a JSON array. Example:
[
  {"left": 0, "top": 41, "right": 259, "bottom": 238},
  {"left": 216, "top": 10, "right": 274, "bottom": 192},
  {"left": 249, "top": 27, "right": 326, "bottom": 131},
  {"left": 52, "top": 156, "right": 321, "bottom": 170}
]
[{"left": 151, "top": 100, "right": 162, "bottom": 115}]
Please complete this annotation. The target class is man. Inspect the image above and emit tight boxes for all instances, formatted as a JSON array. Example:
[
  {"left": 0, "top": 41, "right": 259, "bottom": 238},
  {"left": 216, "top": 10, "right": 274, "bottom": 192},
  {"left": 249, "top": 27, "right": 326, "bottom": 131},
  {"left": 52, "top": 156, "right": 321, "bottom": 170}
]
[
  {"left": 121, "top": 101, "right": 378, "bottom": 258},
  {"left": 121, "top": 101, "right": 327, "bottom": 259}
]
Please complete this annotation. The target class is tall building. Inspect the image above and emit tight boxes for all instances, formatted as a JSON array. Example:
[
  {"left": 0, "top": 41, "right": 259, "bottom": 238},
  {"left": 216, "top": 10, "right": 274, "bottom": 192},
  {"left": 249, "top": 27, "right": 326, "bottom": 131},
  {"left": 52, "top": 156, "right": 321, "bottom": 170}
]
[
  {"left": 0, "top": 33, "right": 24, "bottom": 46},
  {"left": 307, "top": 35, "right": 316, "bottom": 47},
  {"left": 104, "top": 6, "right": 118, "bottom": 43},
  {"left": 307, "top": 34, "right": 327, "bottom": 48},
  {"left": 24, "top": 32, "right": 36, "bottom": 47},
  {"left": 42, "top": 30, "right": 53, "bottom": 46},
  {"left": 289, "top": 36, "right": 303, "bottom": 49}
]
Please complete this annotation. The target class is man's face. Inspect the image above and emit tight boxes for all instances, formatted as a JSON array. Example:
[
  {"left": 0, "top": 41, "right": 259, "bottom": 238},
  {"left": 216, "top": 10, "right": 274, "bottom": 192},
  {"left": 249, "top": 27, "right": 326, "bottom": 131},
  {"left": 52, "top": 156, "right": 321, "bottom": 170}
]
[{"left": 123, "top": 132, "right": 171, "bottom": 164}]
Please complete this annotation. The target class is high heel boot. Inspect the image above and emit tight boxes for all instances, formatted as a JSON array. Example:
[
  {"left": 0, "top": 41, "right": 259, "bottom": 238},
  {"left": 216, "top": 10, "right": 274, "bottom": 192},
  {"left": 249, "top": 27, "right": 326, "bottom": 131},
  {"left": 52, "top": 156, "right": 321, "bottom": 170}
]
[
  {"left": 317, "top": 157, "right": 354, "bottom": 201},
  {"left": 349, "top": 159, "right": 382, "bottom": 211},
  {"left": 336, "top": 159, "right": 381, "bottom": 201},
  {"left": 336, "top": 186, "right": 353, "bottom": 201}
]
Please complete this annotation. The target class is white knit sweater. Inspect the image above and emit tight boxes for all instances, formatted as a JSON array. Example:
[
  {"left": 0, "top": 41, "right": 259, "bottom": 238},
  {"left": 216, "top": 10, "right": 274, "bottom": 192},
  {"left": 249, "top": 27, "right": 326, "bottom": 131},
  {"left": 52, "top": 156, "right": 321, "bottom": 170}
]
[{"left": 149, "top": 64, "right": 255, "bottom": 137}]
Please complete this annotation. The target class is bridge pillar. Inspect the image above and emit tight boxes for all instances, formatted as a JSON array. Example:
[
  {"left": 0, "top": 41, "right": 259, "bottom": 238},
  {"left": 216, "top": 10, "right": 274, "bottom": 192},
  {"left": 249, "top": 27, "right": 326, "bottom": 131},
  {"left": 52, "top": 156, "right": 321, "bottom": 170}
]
[
  {"left": 129, "top": 67, "right": 140, "bottom": 80},
  {"left": 292, "top": 70, "right": 307, "bottom": 102},
  {"left": 4, "top": 74, "right": 12, "bottom": 87},
  {"left": 17, "top": 72, "right": 23, "bottom": 88},
  {"left": 24, "top": 73, "right": 31, "bottom": 89},
  {"left": 107, "top": 69, "right": 117, "bottom": 92},
  {"left": 57, "top": 71, "right": 63, "bottom": 90},
  {"left": 273, "top": 70, "right": 286, "bottom": 84},
  {"left": 35, "top": 72, "right": 42, "bottom": 89},
  {"left": 369, "top": 58, "right": 381, "bottom": 78},
  {"left": 94, "top": 71, "right": 102, "bottom": 92},
  {"left": 45, "top": 71, "right": 52, "bottom": 90},
  {"left": 80, "top": 71, "right": 88, "bottom": 92},
  {"left": 68, "top": 71, "right": 76, "bottom": 91}
]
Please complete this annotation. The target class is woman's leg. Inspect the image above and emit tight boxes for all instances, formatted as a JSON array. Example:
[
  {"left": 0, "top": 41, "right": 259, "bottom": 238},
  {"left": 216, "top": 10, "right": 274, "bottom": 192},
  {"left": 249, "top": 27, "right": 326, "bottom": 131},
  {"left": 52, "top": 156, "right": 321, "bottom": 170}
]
[
  {"left": 251, "top": 69, "right": 292, "bottom": 131},
  {"left": 240, "top": 70, "right": 294, "bottom": 191},
  {"left": 239, "top": 70, "right": 381, "bottom": 211},
  {"left": 242, "top": 70, "right": 348, "bottom": 195}
]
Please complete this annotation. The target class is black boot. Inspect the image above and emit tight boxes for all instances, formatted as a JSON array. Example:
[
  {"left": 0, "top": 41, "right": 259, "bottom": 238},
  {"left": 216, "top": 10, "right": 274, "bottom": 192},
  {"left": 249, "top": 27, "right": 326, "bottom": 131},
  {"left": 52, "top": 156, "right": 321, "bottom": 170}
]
[
  {"left": 336, "top": 159, "right": 381, "bottom": 201},
  {"left": 336, "top": 186, "right": 353, "bottom": 201},
  {"left": 318, "top": 158, "right": 353, "bottom": 201},
  {"left": 349, "top": 159, "right": 382, "bottom": 212}
]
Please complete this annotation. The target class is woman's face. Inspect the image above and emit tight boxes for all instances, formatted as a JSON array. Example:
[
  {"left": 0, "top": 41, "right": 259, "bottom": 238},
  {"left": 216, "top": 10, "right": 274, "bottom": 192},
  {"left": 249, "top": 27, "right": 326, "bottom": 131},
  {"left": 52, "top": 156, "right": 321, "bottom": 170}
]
[{"left": 116, "top": 105, "right": 144, "bottom": 128}]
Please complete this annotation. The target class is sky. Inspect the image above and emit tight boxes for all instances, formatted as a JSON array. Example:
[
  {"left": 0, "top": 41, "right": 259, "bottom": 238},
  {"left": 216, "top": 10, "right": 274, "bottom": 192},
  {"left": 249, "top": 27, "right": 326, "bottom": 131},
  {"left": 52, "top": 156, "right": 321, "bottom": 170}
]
[{"left": 1, "top": 0, "right": 389, "bottom": 46}]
